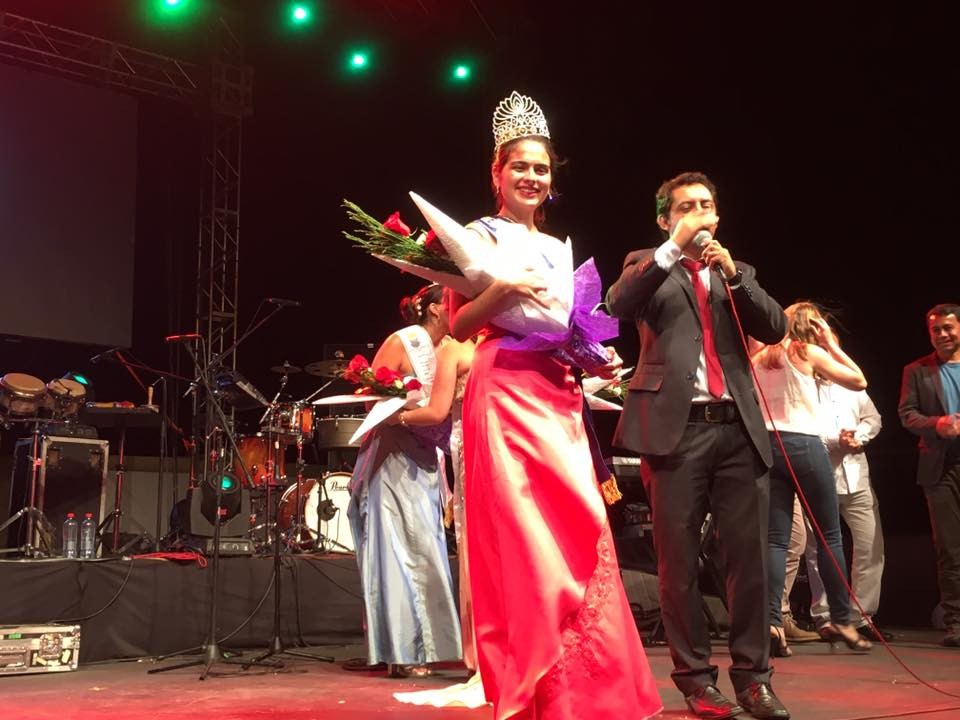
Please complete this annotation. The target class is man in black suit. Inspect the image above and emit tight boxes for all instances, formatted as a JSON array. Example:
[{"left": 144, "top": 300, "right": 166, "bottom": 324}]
[
  {"left": 607, "top": 172, "right": 788, "bottom": 719},
  {"left": 898, "top": 303, "right": 960, "bottom": 648}
]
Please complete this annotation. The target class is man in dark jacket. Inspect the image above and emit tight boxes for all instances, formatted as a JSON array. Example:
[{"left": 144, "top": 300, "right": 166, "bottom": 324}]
[
  {"left": 898, "top": 303, "right": 960, "bottom": 648},
  {"left": 607, "top": 171, "right": 788, "bottom": 719}
]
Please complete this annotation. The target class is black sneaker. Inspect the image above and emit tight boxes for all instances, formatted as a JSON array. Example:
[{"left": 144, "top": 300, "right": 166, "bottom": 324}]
[{"left": 857, "top": 624, "right": 893, "bottom": 642}]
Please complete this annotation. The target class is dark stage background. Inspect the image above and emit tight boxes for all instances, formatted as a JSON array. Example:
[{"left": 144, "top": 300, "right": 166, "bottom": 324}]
[{"left": 0, "top": 1, "right": 952, "bottom": 623}]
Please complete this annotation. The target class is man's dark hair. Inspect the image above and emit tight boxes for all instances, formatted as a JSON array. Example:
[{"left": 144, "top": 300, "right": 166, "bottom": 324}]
[
  {"left": 655, "top": 171, "right": 718, "bottom": 221},
  {"left": 926, "top": 303, "right": 960, "bottom": 322}
]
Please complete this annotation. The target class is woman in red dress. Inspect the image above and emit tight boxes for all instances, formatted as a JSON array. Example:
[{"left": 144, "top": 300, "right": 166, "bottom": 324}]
[{"left": 449, "top": 92, "right": 662, "bottom": 720}]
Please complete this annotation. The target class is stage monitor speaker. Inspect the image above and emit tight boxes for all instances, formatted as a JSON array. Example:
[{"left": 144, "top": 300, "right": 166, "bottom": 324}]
[
  {"left": 184, "top": 473, "right": 250, "bottom": 538},
  {"left": 6, "top": 436, "right": 108, "bottom": 552}
]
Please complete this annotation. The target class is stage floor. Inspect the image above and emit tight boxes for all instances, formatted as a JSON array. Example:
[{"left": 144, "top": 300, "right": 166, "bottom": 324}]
[{"left": 1, "top": 633, "right": 958, "bottom": 720}]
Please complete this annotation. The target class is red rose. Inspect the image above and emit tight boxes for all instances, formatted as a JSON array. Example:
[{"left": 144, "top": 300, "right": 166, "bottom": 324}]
[
  {"left": 374, "top": 366, "right": 402, "bottom": 385},
  {"left": 423, "top": 230, "right": 448, "bottom": 257},
  {"left": 404, "top": 378, "right": 422, "bottom": 391},
  {"left": 382, "top": 211, "right": 411, "bottom": 237},
  {"left": 347, "top": 354, "right": 369, "bottom": 372}
]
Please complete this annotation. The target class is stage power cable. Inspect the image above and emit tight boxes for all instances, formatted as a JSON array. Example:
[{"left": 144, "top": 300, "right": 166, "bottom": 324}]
[{"left": 724, "top": 279, "right": 960, "bottom": 703}]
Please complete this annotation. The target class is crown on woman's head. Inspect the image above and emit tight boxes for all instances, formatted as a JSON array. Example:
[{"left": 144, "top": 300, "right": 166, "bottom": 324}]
[{"left": 492, "top": 91, "right": 550, "bottom": 149}]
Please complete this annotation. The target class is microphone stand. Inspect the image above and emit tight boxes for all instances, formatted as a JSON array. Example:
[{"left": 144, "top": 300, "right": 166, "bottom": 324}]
[{"left": 149, "top": 342, "right": 276, "bottom": 679}]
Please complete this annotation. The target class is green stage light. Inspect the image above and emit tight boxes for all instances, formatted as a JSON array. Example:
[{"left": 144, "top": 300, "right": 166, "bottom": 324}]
[
  {"left": 292, "top": 5, "right": 309, "bottom": 22},
  {"left": 144, "top": 0, "right": 198, "bottom": 28},
  {"left": 350, "top": 51, "right": 369, "bottom": 69},
  {"left": 219, "top": 474, "right": 238, "bottom": 492},
  {"left": 453, "top": 64, "right": 471, "bottom": 80}
]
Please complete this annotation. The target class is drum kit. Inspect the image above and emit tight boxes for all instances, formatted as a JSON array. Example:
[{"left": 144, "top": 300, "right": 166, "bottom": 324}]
[{"left": 233, "top": 359, "right": 362, "bottom": 554}]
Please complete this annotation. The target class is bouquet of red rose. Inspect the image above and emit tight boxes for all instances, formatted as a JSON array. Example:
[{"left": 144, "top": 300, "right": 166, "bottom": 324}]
[
  {"left": 313, "top": 354, "right": 427, "bottom": 445},
  {"left": 340, "top": 354, "right": 423, "bottom": 397},
  {"left": 342, "top": 200, "right": 474, "bottom": 297}
]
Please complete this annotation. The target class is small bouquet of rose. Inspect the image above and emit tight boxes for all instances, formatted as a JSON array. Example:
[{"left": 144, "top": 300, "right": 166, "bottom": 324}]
[
  {"left": 313, "top": 355, "right": 426, "bottom": 444},
  {"left": 582, "top": 367, "right": 633, "bottom": 411}
]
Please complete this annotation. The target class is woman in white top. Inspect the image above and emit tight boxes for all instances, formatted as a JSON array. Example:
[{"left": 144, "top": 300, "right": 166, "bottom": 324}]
[{"left": 752, "top": 302, "right": 871, "bottom": 656}]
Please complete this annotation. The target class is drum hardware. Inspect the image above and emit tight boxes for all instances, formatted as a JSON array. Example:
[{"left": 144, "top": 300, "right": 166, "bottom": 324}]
[
  {"left": 0, "top": 417, "right": 56, "bottom": 558},
  {"left": 239, "top": 359, "right": 335, "bottom": 666}
]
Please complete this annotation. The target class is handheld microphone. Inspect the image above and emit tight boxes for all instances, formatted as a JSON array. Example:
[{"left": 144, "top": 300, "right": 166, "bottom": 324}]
[
  {"left": 165, "top": 332, "right": 201, "bottom": 343},
  {"left": 90, "top": 347, "right": 120, "bottom": 363},
  {"left": 266, "top": 297, "right": 301, "bottom": 308},
  {"left": 692, "top": 229, "right": 713, "bottom": 250},
  {"left": 691, "top": 230, "right": 725, "bottom": 273}
]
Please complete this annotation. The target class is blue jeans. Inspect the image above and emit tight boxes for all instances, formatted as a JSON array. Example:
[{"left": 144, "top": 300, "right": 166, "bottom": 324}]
[{"left": 768, "top": 432, "right": 851, "bottom": 626}]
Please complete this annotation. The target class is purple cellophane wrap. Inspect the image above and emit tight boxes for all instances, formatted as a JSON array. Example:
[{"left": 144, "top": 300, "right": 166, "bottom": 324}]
[{"left": 499, "top": 258, "right": 619, "bottom": 372}]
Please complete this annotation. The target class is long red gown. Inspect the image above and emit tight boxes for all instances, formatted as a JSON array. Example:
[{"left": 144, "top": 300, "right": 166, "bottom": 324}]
[{"left": 462, "top": 337, "right": 662, "bottom": 720}]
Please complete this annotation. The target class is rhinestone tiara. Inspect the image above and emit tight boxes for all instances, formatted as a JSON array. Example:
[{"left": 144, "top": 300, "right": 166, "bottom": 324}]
[{"left": 492, "top": 91, "right": 550, "bottom": 150}]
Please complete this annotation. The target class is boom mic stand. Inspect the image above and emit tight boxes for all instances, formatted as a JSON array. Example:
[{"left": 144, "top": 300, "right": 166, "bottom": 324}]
[
  {"left": 150, "top": 341, "right": 279, "bottom": 680},
  {"left": 245, "top": 388, "right": 334, "bottom": 667}
]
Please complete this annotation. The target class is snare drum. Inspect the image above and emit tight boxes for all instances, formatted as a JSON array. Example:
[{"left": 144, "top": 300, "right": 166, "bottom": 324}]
[
  {"left": 45, "top": 378, "right": 87, "bottom": 418},
  {"left": 277, "top": 472, "right": 355, "bottom": 553},
  {"left": 0, "top": 373, "right": 48, "bottom": 417},
  {"left": 234, "top": 434, "right": 286, "bottom": 487}
]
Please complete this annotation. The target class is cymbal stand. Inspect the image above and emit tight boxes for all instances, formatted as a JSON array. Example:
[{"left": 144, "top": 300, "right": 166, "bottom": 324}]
[
  {"left": 150, "top": 342, "right": 277, "bottom": 680},
  {"left": 0, "top": 417, "right": 55, "bottom": 557}
]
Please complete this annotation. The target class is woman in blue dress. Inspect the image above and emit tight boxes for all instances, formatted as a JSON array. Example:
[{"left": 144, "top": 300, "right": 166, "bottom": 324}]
[{"left": 346, "top": 283, "right": 462, "bottom": 677}]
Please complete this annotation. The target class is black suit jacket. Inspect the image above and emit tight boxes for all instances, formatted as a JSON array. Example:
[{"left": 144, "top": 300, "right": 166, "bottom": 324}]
[
  {"left": 606, "top": 248, "right": 787, "bottom": 464},
  {"left": 899, "top": 352, "right": 956, "bottom": 486}
]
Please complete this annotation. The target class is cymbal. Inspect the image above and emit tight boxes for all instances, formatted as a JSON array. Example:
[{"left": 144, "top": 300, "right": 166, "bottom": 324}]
[
  {"left": 303, "top": 359, "right": 347, "bottom": 378},
  {"left": 270, "top": 363, "right": 302, "bottom": 375}
]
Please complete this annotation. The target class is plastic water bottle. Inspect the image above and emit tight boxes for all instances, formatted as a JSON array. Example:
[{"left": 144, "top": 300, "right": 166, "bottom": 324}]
[
  {"left": 62, "top": 513, "right": 79, "bottom": 558},
  {"left": 80, "top": 513, "right": 96, "bottom": 559}
]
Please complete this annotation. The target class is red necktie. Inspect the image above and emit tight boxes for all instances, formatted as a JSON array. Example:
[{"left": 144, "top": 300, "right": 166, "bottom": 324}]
[{"left": 680, "top": 257, "right": 725, "bottom": 399}]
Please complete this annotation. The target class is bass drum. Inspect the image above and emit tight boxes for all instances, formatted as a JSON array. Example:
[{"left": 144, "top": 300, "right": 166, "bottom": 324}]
[{"left": 277, "top": 472, "right": 355, "bottom": 553}]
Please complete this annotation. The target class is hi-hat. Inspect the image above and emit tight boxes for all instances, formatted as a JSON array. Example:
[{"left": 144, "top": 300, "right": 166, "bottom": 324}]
[
  {"left": 270, "top": 363, "right": 302, "bottom": 375},
  {"left": 303, "top": 359, "right": 346, "bottom": 378}
]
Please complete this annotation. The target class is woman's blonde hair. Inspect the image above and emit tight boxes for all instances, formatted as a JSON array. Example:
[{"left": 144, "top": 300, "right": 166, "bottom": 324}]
[{"left": 757, "top": 301, "right": 831, "bottom": 370}]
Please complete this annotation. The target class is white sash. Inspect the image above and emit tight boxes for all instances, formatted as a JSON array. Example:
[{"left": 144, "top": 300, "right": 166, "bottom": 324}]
[{"left": 395, "top": 324, "right": 437, "bottom": 396}]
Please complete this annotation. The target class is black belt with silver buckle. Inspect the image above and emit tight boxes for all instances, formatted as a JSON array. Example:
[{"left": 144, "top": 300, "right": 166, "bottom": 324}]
[{"left": 689, "top": 402, "right": 738, "bottom": 424}]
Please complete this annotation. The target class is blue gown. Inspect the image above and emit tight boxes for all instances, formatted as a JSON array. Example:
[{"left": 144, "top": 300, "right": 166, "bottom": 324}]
[{"left": 347, "top": 422, "right": 461, "bottom": 665}]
